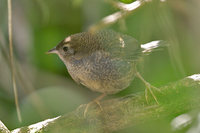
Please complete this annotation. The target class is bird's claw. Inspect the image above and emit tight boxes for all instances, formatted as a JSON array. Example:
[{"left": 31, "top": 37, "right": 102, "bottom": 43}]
[
  {"left": 136, "top": 72, "right": 161, "bottom": 104},
  {"left": 144, "top": 83, "right": 160, "bottom": 104},
  {"left": 77, "top": 94, "right": 106, "bottom": 117}
]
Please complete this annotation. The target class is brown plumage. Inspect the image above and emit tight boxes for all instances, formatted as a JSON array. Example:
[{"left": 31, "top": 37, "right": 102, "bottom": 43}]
[{"left": 48, "top": 30, "right": 142, "bottom": 94}]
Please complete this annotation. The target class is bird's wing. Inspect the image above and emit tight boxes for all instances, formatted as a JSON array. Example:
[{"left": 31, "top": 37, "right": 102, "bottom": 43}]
[{"left": 94, "top": 30, "right": 142, "bottom": 61}]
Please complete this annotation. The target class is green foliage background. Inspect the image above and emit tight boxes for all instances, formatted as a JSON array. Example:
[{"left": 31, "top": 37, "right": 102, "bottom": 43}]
[{"left": 0, "top": 0, "right": 200, "bottom": 132}]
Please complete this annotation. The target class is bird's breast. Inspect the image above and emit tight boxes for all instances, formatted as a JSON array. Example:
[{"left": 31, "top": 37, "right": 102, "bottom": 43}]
[{"left": 65, "top": 51, "right": 136, "bottom": 94}]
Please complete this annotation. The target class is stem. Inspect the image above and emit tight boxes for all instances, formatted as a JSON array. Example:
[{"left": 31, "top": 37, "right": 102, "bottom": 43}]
[{"left": 7, "top": 0, "right": 22, "bottom": 123}]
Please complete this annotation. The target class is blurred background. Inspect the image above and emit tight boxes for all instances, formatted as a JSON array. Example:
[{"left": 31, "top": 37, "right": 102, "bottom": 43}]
[{"left": 0, "top": 0, "right": 200, "bottom": 132}]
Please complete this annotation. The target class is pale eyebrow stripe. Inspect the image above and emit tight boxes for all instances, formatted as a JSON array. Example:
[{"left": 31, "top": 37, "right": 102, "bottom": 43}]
[{"left": 64, "top": 36, "right": 71, "bottom": 43}]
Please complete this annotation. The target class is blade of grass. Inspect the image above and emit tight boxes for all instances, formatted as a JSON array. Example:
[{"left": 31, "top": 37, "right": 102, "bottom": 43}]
[{"left": 7, "top": 0, "right": 22, "bottom": 122}]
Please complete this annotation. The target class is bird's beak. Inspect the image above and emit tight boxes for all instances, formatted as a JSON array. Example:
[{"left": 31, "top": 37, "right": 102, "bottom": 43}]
[{"left": 46, "top": 47, "right": 57, "bottom": 54}]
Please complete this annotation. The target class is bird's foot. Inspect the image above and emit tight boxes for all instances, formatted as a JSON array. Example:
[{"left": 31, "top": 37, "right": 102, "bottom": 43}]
[
  {"left": 84, "top": 99, "right": 104, "bottom": 117},
  {"left": 77, "top": 94, "right": 106, "bottom": 117},
  {"left": 136, "top": 72, "right": 161, "bottom": 104},
  {"left": 144, "top": 82, "right": 160, "bottom": 104}
]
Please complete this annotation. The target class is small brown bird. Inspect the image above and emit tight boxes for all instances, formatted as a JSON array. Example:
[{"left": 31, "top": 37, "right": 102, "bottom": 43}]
[{"left": 47, "top": 29, "right": 164, "bottom": 114}]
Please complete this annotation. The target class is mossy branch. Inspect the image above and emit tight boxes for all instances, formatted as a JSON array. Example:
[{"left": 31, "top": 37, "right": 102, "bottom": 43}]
[{"left": 0, "top": 74, "right": 198, "bottom": 133}]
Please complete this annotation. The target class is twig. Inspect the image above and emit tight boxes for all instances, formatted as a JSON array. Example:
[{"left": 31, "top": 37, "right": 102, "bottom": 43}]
[
  {"left": 0, "top": 120, "right": 10, "bottom": 133},
  {"left": 88, "top": 0, "right": 168, "bottom": 32},
  {"left": 7, "top": 0, "right": 22, "bottom": 122},
  {"left": 88, "top": 0, "right": 147, "bottom": 32}
]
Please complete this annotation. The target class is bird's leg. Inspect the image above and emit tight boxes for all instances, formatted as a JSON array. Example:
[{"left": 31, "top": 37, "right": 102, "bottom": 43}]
[
  {"left": 84, "top": 93, "right": 106, "bottom": 117},
  {"left": 136, "top": 72, "right": 160, "bottom": 104}
]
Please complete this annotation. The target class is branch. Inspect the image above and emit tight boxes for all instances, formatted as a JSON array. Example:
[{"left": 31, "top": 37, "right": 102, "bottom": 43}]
[
  {"left": 89, "top": 0, "right": 166, "bottom": 32},
  {"left": 2, "top": 74, "right": 199, "bottom": 133},
  {"left": 89, "top": 0, "right": 146, "bottom": 32},
  {"left": 0, "top": 121, "right": 10, "bottom": 133}
]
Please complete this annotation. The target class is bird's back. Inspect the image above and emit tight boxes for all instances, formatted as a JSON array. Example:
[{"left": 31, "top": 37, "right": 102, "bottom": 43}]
[{"left": 71, "top": 30, "right": 142, "bottom": 61}]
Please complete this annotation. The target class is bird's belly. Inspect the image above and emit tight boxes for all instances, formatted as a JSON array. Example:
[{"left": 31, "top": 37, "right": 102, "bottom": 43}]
[
  {"left": 79, "top": 70, "right": 136, "bottom": 94},
  {"left": 67, "top": 54, "right": 136, "bottom": 94}
]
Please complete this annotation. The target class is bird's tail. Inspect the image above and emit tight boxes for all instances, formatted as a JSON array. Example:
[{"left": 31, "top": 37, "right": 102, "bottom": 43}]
[{"left": 141, "top": 40, "right": 167, "bottom": 54}]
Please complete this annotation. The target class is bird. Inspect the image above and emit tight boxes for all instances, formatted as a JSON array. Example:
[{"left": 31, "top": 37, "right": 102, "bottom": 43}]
[{"left": 47, "top": 29, "right": 164, "bottom": 115}]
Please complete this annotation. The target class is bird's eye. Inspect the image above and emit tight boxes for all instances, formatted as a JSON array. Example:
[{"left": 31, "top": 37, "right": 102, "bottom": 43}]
[{"left": 63, "top": 46, "right": 68, "bottom": 52}]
